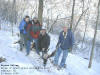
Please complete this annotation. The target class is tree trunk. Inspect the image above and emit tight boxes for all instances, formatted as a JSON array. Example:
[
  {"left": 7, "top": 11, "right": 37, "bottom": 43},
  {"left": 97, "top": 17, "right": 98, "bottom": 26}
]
[
  {"left": 38, "top": 0, "right": 43, "bottom": 25},
  {"left": 88, "top": 0, "right": 100, "bottom": 68},
  {"left": 70, "top": 0, "right": 75, "bottom": 29},
  {"left": 81, "top": 13, "right": 89, "bottom": 48},
  {"left": 82, "top": 0, "right": 84, "bottom": 12},
  {"left": 81, "top": 0, "right": 91, "bottom": 48},
  {"left": 11, "top": 0, "right": 16, "bottom": 36}
]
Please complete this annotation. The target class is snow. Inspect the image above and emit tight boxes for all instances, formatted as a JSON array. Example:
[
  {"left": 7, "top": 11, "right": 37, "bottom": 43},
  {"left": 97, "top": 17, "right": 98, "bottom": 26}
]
[{"left": 0, "top": 30, "right": 100, "bottom": 75}]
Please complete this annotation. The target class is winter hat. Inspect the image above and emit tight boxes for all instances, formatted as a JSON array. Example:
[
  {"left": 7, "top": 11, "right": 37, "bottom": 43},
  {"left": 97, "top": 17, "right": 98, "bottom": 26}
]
[
  {"left": 25, "top": 15, "right": 30, "bottom": 19},
  {"left": 42, "top": 23, "right": 47, "bottom": 30},
  {"left": 33, "top": 17, "right": 38, "bottom": 20}
]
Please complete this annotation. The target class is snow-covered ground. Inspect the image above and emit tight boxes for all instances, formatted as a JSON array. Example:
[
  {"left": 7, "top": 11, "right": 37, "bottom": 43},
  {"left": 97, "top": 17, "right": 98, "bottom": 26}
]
[{"left": 0, "top": 30, "right": 100, "bottom": 75}]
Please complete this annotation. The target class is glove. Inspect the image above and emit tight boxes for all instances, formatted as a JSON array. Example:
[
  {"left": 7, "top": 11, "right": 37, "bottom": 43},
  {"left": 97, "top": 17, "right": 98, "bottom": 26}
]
[
  {"left": 68, "top": 48, "right": 72, "bottom": 52},
  {"left": 43, "top": 53, "right": 48, "bottom": 59},
  {"left": 42, "top": 48, "right": 45, "bottom": 51}
]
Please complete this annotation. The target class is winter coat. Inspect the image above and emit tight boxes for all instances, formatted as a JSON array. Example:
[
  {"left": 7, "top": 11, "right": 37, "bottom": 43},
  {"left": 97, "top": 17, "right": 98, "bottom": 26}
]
[
  {"left": 31, "top": 20, "right": 41, "bottom": 33},
  {"left": 57, "top": 29, "right": 74, "bottom": 50},
  {"left": 19, "top": 19, "right": 28, "bottom": 34},
  {"left": 38, "top": 33, "right": 50, "bottom": 51},
  {"left": 27, "top": 20, "right": 41, "bottom": 39},
  {"left": 27, "top": 21, "right": 41, "bottom": 39}
]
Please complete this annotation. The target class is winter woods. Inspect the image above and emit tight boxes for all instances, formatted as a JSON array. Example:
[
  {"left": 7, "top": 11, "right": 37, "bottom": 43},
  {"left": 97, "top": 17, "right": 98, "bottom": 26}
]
[{"left": 0, "top": 0, "right": 100, "bottom": 69}]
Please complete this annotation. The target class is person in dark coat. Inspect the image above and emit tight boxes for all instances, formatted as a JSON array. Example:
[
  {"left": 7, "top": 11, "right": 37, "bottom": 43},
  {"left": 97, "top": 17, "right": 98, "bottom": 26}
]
[
  {"left": 38, "top": 26, "right": 50, "bottom": 66},
  {"left": 26, "top": 17, "right": 41, "bottom": 55},
  {"left": 53, "top": 25, "right": 74, "bottom": 69}
]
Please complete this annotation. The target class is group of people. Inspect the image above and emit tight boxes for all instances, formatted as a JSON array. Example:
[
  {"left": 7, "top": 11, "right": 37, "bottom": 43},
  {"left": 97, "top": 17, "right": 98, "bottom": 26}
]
[
  {"left": 19, "top": 16, "right": 50, "bottom": 66},
  {"left": 19, "top": 15, "right": 74, "bottom": 69}
]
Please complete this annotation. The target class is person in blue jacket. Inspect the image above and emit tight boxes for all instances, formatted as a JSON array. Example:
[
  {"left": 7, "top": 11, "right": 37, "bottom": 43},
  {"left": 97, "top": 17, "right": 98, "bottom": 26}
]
[
  {"left": 53, "top": 25, "right": 74, "bottom": 69},
  {"left": 19, "top": 16, "right": 30, "bottom": 51}
]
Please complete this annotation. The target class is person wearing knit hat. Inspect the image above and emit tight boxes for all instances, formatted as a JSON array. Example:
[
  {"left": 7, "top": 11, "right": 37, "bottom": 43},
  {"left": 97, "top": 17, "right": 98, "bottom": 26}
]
[
  {"left": 26, "top": 17, "right": 41, "bottom": 55},
  {"left": 38, "top": 23, "right": 50, "bottom": 67},
  {"left": 33, "top": 17, "right": 38, "bottom": 20}
]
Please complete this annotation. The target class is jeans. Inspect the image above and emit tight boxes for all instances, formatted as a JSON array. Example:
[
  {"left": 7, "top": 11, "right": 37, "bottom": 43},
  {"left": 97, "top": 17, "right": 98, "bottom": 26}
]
[
  {"left": 53, "top": 47, "right": 68, "bottom": 68},
  {"left": 26, "top": 37, "right": 39, "bottom": 55},
  {"left": 33, "top": 38, "right": 39, "bottom": 55}
]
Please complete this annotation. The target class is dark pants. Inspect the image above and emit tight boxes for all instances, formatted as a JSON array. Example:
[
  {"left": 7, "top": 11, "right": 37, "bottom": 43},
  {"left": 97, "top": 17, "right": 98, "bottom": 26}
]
[
  {"left": 41, "top": 50, "right": 48, "bottom": 67},
  {"left": 19, "top": 33, "right": 27, "bottom": 51}
]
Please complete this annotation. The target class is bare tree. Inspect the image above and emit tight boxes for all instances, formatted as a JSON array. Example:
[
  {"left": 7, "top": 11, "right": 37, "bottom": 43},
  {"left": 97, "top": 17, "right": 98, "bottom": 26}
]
[
  {"left": 73, "top": 8, "right": 89, "bottom": 32},
  {"left": 82, "top": 0, "right": 84, "bottom": 12},
  {"left": 11, "top": 0, "right": 16, "bottom": 36},
  {"left": 81, "top": 12, "right": 89, "bottom": 48},
  {"left": 81, "top": 0, "right": 91, "bottom": 48},
  {"left": 38, "top": 0, "right": 43, "bottom": 24},
  {"left": 70, "top": 0, "right": 75, "bottom": 29},
  {"left": 49, "top": 15, "right": 59, "bottom": 33},
  {"left": 88, "top": 0, "right": 100, "bottom": 68}
]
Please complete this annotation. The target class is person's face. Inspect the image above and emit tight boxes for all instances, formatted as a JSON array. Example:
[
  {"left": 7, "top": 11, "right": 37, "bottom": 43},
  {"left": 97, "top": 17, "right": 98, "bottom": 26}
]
[
  {"left": 41, "top": 30, "right": 46, "bottom": 35},
  {"left": 25, "top": 18, "right": 29, "bottom": 23},
  {"left": 63, "top": 27, "right": 67, "bottom": 32}
]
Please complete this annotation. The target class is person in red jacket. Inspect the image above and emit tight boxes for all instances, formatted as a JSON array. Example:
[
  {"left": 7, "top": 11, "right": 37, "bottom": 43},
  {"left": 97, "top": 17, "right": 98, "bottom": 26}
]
[{"left": 26, "top": 17, "right": 41, "bottom": 55}]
